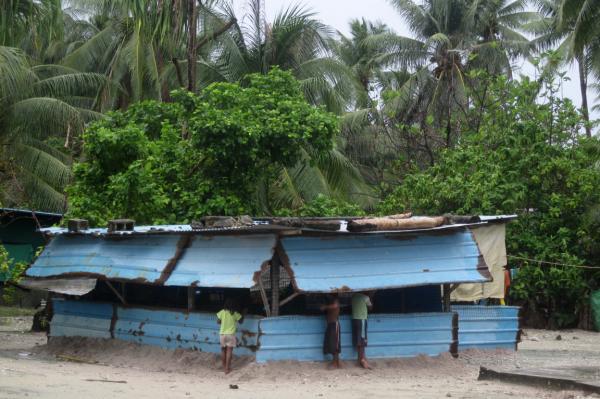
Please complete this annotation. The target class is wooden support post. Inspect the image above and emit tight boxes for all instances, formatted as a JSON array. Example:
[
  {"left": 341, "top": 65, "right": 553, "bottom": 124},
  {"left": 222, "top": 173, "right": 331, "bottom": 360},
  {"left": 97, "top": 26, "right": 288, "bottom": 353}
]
[
  {"left": 443, "top": 284, "right": 451, "bottom": 312},
  {"left": 279, "top": 292, "right": 299, "bottom": 308},
  {"left": 106, "top": 280, "right": 126, "bottom": 305},
  {"left": 270, "top": 258, "right": 281, "bottom": 317},
  {"left": 121, "top": 282, "right": 126, "bottom": 303},
  {"left": 187, "top": 286, "right": 195, "bottom": 312},
  {"left": 258, "top": 278, "right": 271, "bottom": 317}
]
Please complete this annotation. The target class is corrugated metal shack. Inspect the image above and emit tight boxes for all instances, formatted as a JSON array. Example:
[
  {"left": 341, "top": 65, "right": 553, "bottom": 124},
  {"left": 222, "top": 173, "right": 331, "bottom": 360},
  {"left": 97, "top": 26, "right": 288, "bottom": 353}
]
[{"left": 23, "top": 214, "right": 520, "bottom": 362}]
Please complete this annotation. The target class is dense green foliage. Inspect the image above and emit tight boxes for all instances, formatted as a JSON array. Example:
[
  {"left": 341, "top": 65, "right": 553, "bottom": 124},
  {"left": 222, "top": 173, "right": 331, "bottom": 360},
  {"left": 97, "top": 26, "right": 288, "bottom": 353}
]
[
  {"left": 0, "top": 46, "right": 104, "bottom": 211},
  {"left": 380, "top": 75, "right": 600, "bottom": 327},
  {"left": 67, "top": 69, "right": 338, "bottom": 225},
  {"left": 0, "top": 244, "right": 27, "bottom": 304},
  {"left": 276, "top": 194, "right": 367, "bottom": 217}
]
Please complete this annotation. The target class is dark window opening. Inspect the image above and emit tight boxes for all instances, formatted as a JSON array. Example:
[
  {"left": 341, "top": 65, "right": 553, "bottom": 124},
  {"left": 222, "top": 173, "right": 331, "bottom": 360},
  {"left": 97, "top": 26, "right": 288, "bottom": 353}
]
[{"left": 78, "top": 281, "right": 443, "bottom": 316}]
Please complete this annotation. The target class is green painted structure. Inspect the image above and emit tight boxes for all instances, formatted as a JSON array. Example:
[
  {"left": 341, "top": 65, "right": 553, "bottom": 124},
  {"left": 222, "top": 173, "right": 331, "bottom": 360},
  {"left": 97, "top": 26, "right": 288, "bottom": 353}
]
[{"left": 0, "top": 208, "right": 62, "bottom": 281}]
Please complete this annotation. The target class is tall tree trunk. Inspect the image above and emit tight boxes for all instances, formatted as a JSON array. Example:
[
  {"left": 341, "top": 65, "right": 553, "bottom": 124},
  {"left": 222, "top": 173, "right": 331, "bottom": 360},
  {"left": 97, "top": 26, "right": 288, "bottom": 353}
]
[
  {"left": 577, "top": 54, "right": 591, "bottom": 138},
  {"left": 186, "top": 0, "right": 198, "bottom": 92}
]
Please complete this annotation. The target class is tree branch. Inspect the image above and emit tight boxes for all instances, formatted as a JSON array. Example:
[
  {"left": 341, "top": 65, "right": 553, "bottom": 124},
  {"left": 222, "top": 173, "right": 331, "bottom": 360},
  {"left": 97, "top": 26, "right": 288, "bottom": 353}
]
[{"left": 195, "top": 18, "right": 237, "bottom": 52}]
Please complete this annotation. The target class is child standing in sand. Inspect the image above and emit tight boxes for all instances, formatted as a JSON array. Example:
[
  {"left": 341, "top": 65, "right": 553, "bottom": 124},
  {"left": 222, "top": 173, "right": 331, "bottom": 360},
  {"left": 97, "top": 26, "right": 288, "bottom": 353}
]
[
  {"left": 216, "top": 299, "right": 244, "bottom": 374},
  {"left": 321, "top": 295, "right": 341, "bottom": 369},
  {"left": 351, "top": 291, "right": 373, "bottom": 369}
]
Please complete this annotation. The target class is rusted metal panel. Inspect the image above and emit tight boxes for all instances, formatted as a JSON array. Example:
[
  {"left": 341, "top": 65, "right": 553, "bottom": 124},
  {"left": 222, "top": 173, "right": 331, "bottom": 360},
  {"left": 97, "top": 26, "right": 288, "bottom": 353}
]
[
  {"left": 26, "top": 234, "right": 182, "bottom": 282},
  {"left": 256, "top": 313, "right": 456, "bottom": 363},
  {"left": 165, "top": 234, "right": 277, "bottom": 288},
  {"left": 452, "top": 305, "right": 520, "bottom": 350},
  {"left": 40, "top": 224, "right": 293, "bottom": 236},
  {"left": 280, "top": 228, "right": 490, "bottom": 292},
  {"left": 114, "top": 306, "right": 261, "bottom": 355},
  {"left": 49, "top": 299, "right": 112, "bottom": 339},
  {"left": 19, "top": 277, "right": 97, "bottom": 295}
]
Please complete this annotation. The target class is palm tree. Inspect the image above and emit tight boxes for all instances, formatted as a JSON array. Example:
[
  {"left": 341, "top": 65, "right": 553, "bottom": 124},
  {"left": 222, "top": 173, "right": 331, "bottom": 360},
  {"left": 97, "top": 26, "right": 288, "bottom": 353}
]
[
  {"left": 60, "top": 1, "right": 181, "bottom": 108},
  {"left": 334, "top": 19, "right": 417, "bottom": 186},
  {"left": 61, "top": 0, "right": 236, "bottom": 108},
  {"left": 528, "top": 0, "right": 600, "bottom": 137},
  {"left": 0, "top": 46, "right": 105, "bottom": 211},
  {"left": 363, "top": 0, "right": 534, "bottom": 147},
  {"left": 557, "top": 0, "right": 600, "bottom": 137},
  {"left": 466, "top": 0, "right": 536, "bottom": 76},
  {"left": 208, "top": 0, "right": 355, "bottom": 114},
  {"left": 335, "top": 18, "right": 392, "bottom": 109},
  {"left": 1, "top": 0, "right": 44, "bottom": 48},
  {"left": 197, "top": 1, "right": 372, "bottom": 212}
]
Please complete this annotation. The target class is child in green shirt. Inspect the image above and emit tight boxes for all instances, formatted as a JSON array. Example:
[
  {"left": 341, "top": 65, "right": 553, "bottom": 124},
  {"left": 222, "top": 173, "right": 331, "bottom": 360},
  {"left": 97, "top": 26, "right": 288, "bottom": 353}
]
[{"left": 216, "top": 298, "right": 244, "bottom": 374}]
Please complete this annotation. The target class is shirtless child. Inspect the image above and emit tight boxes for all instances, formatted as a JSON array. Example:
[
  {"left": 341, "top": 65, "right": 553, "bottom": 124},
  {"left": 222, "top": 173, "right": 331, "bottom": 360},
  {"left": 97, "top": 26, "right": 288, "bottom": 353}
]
[{"left": 320, "top": 295, "right": 341, "bottom": 369}]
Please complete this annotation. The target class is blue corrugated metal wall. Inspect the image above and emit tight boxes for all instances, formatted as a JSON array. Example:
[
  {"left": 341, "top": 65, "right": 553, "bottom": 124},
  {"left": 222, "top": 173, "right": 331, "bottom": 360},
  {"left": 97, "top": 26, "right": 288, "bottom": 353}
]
[
  {"left": 256, "top": 313, "right": 456, "bottom": 363},
  {"left": 50, "top": 299, "right": 113, "bottom": 339},
  {"left": 49, "top": 300, "right": 520, "bottom": 360},
  {"left": 49, "top": 300, "right": 261, "bottom": 355},
  {"left": 452, "top": 305, "right": 520, "bottom": 350},
  {"left": 114, "top": 306, "right": 261, "bottom": 356}
]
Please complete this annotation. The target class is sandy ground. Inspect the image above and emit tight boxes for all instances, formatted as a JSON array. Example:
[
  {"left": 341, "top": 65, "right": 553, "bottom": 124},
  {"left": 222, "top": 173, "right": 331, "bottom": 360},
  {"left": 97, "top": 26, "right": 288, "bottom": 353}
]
[{"left": 1, "top": 317, "right": 599, "bottom": 399}]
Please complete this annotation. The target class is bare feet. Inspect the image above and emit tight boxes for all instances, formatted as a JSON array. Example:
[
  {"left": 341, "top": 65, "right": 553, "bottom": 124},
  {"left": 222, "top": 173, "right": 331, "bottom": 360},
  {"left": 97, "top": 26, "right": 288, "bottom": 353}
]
[
  {"left": 225, "top": 368, "right": 231, "bottom": 374},
  {"left": 360, "top": 359, "right": 372, "bottom": 370}
]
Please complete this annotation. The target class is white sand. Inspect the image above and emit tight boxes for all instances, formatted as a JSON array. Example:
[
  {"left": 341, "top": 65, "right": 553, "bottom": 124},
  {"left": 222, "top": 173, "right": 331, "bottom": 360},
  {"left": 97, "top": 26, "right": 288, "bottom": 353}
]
[{"left": 1, "top": 318, "right": 599, "bottom": 399}]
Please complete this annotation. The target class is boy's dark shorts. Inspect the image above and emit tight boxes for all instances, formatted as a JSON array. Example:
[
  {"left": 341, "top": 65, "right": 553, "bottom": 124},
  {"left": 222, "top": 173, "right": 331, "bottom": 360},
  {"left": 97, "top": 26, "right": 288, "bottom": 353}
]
[
  {"left": 352, "top": 319, "right": 368, "bottom": 347},
  {"left": 323, "top": 321, "right": 341, "bottom": 354}
]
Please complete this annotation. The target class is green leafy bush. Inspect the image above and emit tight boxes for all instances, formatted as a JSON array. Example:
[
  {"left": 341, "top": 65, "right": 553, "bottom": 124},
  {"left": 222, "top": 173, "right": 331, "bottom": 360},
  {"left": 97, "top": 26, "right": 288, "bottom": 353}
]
[
  {"left": 276, "top": 193, "right": 366, "bottom": 217},
  {"left": 380, "top": 75, "right": 600, "bottom": 328},
  {"left": 0, "top": 244, "right": 27, "bottom": 304},
  {"left": 67, "top": 69, "right": 338, "bottom": 225}
]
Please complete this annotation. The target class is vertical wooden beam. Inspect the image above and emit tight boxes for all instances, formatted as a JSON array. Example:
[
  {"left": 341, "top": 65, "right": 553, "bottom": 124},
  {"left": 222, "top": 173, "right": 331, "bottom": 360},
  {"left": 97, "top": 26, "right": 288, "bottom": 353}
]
[
  {"left": 443, "top": 284, "right": 451, "bottom": 312},
  {"left": 121, "top": 282, "right": 126, "bottom": 303},
  {"left": 187, "top": 287, "right": 195, "bottom": 312},
  {"left": 270, "top": 258, "right": 281, "bottom": 317},
  {"left": 258, "top": 278, "right": 271, "bottom": 317},
  {"left": 105, "top": 280, "right": 126, "bottom": 305},
  {"left": 186, "top": 0, "right": 198, "bottom": 92}
]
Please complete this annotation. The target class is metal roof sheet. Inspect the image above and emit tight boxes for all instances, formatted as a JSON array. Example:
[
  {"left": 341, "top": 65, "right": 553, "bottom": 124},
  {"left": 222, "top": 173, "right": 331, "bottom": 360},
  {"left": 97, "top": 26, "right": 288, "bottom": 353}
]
[
  {"left": 0, "top": 207, "right": 63, "bottom": 218},
  {"left": 165, "top": 234, "right": 277, "bottom": 287},
  {"left": 280, "top": 228, "right": 490, "bottom": 292},
  {"left": 26, "top": 234, "right": 182, "bottom": 282},
  {"left": 479, "top": 215, "right": 518, "bottom": 222},
  {"left": 38, "top": 215, "right": 517, "bottom": 236},
  {"left": 39, "top": 223, "right": 292, "bottom": 236}
]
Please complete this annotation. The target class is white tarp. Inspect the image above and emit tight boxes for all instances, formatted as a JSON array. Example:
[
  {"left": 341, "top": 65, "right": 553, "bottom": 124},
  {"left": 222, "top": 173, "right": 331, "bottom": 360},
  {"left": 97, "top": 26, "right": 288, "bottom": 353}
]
[
  {"left": 451, "top": 224, "right": 506, "bottom": 301},
  {"left": 19, "top": 277, "right": 97, "bottom": 296}
]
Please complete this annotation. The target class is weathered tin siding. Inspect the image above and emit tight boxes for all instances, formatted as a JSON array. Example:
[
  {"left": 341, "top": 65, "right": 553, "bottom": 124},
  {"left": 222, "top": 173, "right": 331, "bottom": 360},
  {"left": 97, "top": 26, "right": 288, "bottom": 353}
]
[
  {"left": 453, "top": 305, "right": 520, "bottom": 350},
  {"left": 280, "top": 229, "right": 489, "bottom": 292},
  {"left": 50, "top": 299, "right": 113, "bottom": 339},
  {"left": 114, "top": 306, "right": 261, "bottom": 356},
  {"left": 27, "top": 235, "right": 181, "bottom": 282},
  {"left": 256, "top": 313, "right": 457, "bottom": 363},
  {"left": 49, "top": 300, "right": 521, "bottom": 361},
  {"left": 49, "top": 300, "right": 261, "bottom": 355},
  {"left": 164, "top": 234, "right": 276, "bottom": 287}
]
